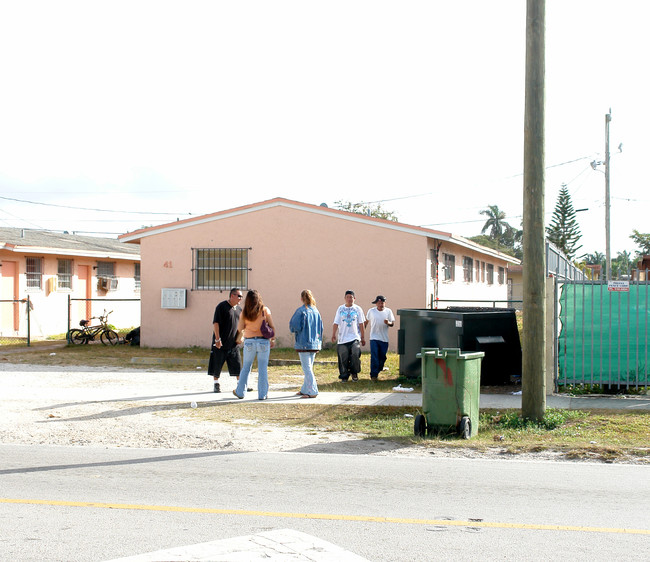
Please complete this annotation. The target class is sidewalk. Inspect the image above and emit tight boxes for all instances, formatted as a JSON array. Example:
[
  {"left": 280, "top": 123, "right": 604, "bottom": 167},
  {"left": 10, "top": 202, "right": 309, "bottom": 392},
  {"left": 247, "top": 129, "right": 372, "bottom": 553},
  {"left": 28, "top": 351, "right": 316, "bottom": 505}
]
[
  {"left": 175, "top": 388, "right": 650, "bottom": 412},
  {"left": 83, "top": 372, "right": 647, "bottom": 412}
]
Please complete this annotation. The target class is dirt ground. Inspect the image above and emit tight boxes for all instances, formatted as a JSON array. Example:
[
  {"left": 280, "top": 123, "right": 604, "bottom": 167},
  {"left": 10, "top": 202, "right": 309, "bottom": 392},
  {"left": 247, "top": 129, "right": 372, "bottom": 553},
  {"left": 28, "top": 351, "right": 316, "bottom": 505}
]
[{"left": 0, "top": 362, "right": 598, "bottom": 463}]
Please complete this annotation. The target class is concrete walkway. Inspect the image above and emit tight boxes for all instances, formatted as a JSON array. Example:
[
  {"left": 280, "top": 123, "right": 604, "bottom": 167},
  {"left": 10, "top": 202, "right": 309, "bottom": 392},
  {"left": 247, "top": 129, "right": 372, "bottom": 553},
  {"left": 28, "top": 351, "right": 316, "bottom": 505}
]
[{"left": 175, "top": 388, "right": 650, "bottom": 412}]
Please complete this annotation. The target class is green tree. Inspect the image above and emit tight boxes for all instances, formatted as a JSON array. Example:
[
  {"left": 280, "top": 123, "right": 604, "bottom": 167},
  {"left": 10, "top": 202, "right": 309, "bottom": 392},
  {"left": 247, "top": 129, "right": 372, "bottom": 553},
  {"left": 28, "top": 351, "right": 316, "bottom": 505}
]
[
  {"left": 612, "top": 250, "right": 632, "bottom": 278},
  {"left": 475, "top": 206, "right": 521, "bottom": 258},
  {"left": 467, "top": 234, "right": 518, "bottom": 258},
  {"left": 630, "top": 229, "right": 650, "bottom": 255},
  {"left": 334, "top": 200, "right": 399, "bottom": 221},
  {"left": 546, "top": 184, "right": 582, "bottom": 259},
  {"left": 480, "top": 205, "right": 513, "bottom": 243},
  {"left": 583, "top": 251, "right": 605, "bottom": 265}
]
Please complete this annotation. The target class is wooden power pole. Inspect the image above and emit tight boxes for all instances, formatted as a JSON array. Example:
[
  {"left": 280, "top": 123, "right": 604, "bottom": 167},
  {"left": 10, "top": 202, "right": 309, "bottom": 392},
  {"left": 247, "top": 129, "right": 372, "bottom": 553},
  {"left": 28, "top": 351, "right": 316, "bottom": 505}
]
[{"left": 522, "top": 0, "right": 546, "bottom": 420}]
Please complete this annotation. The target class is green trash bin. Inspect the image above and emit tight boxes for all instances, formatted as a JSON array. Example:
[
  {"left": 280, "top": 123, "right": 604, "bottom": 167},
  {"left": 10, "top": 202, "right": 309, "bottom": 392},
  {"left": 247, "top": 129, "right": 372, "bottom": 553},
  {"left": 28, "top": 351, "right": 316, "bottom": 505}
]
[{"left": 414, "top": 347, "right": 484, "bottom": 439}]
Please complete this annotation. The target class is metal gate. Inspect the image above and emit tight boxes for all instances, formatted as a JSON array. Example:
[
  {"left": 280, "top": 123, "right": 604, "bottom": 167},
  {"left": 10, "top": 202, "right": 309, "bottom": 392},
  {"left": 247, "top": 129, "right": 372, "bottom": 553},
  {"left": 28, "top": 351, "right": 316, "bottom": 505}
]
[
  {"left": 0, "top": 297, "right": 31, "bottom": 346},
  {"left": 557, "top": 272, "right": 649, "bottom": 389}
]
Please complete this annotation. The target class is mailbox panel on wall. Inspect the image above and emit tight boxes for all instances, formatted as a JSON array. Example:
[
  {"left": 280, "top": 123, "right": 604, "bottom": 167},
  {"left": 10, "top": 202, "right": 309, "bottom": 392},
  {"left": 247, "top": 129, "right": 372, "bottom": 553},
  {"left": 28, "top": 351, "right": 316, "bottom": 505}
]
[{"left": 161, "top": 288, "right": 187, "bottom": 309}]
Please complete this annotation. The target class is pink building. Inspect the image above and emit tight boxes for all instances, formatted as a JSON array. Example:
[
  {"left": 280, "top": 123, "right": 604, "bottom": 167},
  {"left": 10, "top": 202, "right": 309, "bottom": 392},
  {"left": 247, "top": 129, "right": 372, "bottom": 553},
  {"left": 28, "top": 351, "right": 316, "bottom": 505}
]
[
  {"left": 119, "top": 198, "right": 519, "bottom": 350},
  {"left": 0, "top": 228, "right": 141, "bottom": 340}
]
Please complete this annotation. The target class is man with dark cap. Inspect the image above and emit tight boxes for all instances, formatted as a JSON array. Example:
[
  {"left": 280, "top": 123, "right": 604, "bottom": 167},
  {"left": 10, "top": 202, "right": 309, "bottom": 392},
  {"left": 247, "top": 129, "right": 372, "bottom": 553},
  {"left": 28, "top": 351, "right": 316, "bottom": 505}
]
[{"left": 364, "top": 295, "right": 395, "bottom": 381}]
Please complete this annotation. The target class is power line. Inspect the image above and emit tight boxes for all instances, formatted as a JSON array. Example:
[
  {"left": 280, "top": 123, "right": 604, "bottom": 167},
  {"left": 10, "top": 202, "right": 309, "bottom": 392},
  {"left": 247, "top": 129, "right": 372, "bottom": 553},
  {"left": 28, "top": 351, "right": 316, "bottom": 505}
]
[
  {"left": 0, "top": 195, "right": 192, "bottom": 216},
  {"left": 348, "top": 154, "right": 600, "bottom": 208}
]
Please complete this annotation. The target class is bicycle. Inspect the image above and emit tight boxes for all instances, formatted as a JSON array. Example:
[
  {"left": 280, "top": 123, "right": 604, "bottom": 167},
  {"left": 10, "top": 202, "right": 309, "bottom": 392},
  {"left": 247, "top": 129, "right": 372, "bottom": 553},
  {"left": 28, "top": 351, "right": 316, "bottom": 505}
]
[{"left": 68, "top": 310, "right": 120, "bottom": 345}]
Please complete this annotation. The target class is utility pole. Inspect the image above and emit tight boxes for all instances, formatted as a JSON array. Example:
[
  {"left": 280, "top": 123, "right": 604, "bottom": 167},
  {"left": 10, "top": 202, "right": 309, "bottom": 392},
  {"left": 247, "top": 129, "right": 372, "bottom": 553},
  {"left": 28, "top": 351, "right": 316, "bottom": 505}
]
[
  {"left": 605, "top": 109, "right": 612, "bottom": 280},
  {"left": 522, "top": 0, "right": 546, "bottom": 421}
]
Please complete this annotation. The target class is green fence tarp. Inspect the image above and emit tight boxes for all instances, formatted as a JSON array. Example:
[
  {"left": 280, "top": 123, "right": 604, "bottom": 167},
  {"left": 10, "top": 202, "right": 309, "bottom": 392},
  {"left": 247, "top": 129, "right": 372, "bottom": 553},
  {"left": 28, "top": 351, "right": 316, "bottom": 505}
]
[{"left": 558, "top": 283, "right": 649, "bottom": 386}]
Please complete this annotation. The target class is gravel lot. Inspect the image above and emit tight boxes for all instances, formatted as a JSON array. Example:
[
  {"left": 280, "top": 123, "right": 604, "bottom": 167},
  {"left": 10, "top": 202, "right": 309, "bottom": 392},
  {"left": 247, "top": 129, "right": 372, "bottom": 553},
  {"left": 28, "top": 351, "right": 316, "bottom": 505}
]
[{"left": 0, "top": 362, "right": 439, "bottom": 457}]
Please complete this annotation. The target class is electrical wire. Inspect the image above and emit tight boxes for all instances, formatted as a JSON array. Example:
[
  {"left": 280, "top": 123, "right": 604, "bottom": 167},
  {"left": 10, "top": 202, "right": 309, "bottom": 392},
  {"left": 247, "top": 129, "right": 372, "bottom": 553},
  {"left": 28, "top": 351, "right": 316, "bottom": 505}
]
[{"left": 0, "top": 195, "right": 192, "bottom": 216}]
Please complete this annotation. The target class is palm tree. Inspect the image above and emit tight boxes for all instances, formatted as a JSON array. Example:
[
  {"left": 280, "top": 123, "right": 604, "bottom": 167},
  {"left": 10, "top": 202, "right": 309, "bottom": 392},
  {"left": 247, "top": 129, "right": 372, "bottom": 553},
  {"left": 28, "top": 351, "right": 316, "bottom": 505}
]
[
  {"left": 612, "top": 250, "right": 632, "bottom": 278},
  {"left": 480, "top": 205, "right": 513, "bottom": 244},
  {"left": 584, "top": 251, "right": 605, "bottom": 266}
]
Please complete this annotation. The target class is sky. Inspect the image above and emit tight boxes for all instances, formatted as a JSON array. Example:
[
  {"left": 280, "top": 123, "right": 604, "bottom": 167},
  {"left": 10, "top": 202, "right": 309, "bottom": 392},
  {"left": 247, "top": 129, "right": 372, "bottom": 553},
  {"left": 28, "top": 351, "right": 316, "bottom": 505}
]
[{"left": 1, "top": 1, "right": 648, "bottom": 257}]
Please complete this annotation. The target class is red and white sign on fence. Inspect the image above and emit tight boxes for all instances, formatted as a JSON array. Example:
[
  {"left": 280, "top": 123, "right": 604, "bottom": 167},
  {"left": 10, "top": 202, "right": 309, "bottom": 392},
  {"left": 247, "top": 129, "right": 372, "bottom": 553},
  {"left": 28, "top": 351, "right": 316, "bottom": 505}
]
[{"left": 607, "top": 280, "right": 630, "bottom": 292}]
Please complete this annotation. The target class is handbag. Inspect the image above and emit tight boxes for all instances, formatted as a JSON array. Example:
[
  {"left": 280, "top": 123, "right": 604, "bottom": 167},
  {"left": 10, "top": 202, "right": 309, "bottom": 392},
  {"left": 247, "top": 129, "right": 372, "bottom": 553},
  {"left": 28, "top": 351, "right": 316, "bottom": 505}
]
[{"left": 260, "top": 310, "right": 275, "bottom": 339}]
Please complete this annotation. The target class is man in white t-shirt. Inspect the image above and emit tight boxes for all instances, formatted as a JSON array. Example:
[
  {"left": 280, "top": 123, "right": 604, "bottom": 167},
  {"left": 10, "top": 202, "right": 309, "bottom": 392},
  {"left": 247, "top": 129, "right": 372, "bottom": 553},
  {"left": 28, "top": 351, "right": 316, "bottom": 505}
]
[
  {"left": 331, "top": 290, "right": 366, "bottom": 382},
  {"left": 364, "top": 295, "right": 395, "bottom": 381}
]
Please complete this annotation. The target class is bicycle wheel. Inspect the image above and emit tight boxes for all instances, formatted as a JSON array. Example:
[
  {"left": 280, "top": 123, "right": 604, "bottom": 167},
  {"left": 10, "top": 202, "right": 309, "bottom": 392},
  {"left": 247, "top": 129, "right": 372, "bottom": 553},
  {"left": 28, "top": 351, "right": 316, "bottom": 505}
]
[
  {"left": 100, "top": 329, "right": 119, "bottom": 345},
  {"left": 69, "top": 329, "right": 87, "bottom": 345}
]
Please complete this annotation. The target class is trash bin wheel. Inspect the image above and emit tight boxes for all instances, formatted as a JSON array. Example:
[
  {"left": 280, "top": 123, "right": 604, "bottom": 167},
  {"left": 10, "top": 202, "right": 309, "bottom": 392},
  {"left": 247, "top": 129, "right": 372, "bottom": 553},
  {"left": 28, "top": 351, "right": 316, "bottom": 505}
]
[
  {"left": 458, "top": 416, "right": 471, "bottom": 439},
  {"left": 414, "top": 414, "right": 427, "bottom": 437}
]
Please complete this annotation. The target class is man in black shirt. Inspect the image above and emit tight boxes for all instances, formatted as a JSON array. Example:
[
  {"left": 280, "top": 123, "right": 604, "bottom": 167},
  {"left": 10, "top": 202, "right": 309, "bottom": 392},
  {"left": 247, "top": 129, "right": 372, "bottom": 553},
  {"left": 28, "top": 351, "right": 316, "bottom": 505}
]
[{"left": 208, "top": 288, "right": 243, "bottom": 392}]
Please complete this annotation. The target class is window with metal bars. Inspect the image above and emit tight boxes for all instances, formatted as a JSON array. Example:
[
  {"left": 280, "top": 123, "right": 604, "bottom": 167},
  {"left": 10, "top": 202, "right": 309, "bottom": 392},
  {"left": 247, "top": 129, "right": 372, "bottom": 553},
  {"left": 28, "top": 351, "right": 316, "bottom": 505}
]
[
  {"left": 134, "top": 263, "right": 141, "bottom": 292},
  {"left": 57, "top": 259, "right": 73, "bottom": 290},
  {"left": 96, "top": 261, "right": 116, "bottom": 277},
  {"left": 443, "top": 253, "right": 455, "bottom": 281},
  {"left": 193, "top": 248, "right": 249, "bottom": 290},
  {"left": 26, "top": 257, "right": 43, "bottom": 290},
  {"left": 462, "top": 256, "right": 473, "bottom": 283}
]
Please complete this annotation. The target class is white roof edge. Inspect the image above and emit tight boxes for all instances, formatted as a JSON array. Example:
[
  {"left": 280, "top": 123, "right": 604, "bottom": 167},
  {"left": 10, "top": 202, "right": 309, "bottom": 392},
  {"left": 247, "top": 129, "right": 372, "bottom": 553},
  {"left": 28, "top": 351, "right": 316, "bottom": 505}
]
[
  {"left": 119, "top": 199, "right": 517, "bottom": 263},
  {"left": 1, "top": 245, "right": 140, "bottom": 261},
  {"left": 448, "top": 234, "right": 521, "bottom": 264},
  {"left": 119, "top": 200, "right": 456, "bottom": 242}
]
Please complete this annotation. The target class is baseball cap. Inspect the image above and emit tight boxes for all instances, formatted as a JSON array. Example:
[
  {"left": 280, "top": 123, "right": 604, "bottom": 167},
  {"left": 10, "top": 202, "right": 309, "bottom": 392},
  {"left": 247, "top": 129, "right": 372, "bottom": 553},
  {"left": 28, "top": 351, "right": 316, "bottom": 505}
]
[{"left": 372, "top": 295, "right": 386, "bottom": 303}]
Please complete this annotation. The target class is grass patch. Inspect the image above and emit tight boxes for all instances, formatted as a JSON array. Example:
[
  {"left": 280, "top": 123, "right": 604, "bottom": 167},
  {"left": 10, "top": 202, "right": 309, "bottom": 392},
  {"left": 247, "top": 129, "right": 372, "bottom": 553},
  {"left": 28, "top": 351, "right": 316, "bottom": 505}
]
[
  {"left": 3, "top": 342, "right": 418, "bottom": 391},
  {"left": 7, "top": 340, "right": 650, "bottom": 462},
  {"left": 170, "top": 402, "right": 650, "bottom": 463}
]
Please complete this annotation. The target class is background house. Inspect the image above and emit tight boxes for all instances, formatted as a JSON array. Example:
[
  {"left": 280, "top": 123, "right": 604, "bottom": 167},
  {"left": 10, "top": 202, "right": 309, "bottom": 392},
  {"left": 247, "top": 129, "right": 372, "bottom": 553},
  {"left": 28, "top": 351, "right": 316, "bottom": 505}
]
[
  {"left": 0, "top": 228, "right": 141, "bottom": 341},
  {"left": 120, "top": 198, "right": 519, "bottom": 351}
]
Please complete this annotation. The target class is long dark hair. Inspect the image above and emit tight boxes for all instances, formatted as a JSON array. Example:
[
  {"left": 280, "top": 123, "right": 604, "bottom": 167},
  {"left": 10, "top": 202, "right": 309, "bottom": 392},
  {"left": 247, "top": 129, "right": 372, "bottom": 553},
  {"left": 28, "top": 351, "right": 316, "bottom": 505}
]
[{"left": 242, "top": 289, "right": 264, "bottom": 321}]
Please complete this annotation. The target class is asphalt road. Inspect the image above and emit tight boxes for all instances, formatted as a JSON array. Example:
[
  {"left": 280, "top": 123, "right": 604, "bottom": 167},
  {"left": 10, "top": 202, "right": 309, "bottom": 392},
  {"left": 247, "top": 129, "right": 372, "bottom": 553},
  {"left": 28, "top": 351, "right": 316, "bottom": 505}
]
[{"left": 1, "top": 444, "right": 648, "bottom": 561}]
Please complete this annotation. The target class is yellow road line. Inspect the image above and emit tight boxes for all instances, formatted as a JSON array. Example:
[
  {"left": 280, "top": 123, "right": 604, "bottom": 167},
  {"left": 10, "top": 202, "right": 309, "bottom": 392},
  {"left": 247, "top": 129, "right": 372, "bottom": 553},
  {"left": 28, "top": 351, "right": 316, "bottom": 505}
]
[{"left": 1, "top": 498, "right": 648, "bottom": 535}]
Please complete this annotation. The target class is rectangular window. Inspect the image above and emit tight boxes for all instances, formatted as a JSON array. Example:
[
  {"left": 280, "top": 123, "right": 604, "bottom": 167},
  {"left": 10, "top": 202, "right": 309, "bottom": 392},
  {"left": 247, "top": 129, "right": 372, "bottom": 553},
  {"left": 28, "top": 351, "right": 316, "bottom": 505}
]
[
  {"left": 443, "top": 254, "right": 455, "bottom": 281},
  {"left": 498, "top": 266, "right": 505, "bottom": 285},
  {"left": 475, "top": 260, "right": 480, "bottom": 283},
  {"left": 481, "top": 261, "right": 486, "bottom": 282},
  {"left": 134, "top": 263, "right": 141, "bottom": 292},
  {"left": 97, "top": 261, "right": 116, "bottom": 278},
  {"left": 57, "top": 259, "right": 73, "bottom": 290},
  {"left": 487, "top": 263, "right": 494, "bottom": 285},
  {"left": 193, "top": 248, "right": 249, "bottom": 290},
  {"left": 26, "top": 257, "right": 43, "bottom": 290},
  {"left": 462, "top": 256, "right": 473, "bottom": 282}
]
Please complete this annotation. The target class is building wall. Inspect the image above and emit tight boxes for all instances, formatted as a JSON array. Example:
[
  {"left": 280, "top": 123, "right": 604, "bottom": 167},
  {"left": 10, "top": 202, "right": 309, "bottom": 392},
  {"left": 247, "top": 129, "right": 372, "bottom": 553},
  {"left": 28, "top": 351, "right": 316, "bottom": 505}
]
[
  {"left": 427, "top": 242, "right": 512, "bottom": 308},
  {"left": 0, "top": 251, "right": 140, "bottom": 339},
  {"left": 140, "top": 205, "right": 429, "bottom": 350}
]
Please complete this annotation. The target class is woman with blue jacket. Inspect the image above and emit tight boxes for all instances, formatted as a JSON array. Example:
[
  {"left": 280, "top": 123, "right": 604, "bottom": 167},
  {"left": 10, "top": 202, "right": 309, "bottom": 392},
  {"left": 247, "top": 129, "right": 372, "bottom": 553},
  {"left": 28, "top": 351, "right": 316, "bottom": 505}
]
[{"left": 289, "top": 289, "right": 323, "bottom": 398}]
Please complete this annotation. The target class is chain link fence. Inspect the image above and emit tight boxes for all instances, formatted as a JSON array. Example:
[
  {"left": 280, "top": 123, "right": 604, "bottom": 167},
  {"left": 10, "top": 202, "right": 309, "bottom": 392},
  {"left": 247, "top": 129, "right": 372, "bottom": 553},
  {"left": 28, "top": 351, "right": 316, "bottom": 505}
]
[{"left": 0, "top": 298, "right": 31, "bottom": 346}]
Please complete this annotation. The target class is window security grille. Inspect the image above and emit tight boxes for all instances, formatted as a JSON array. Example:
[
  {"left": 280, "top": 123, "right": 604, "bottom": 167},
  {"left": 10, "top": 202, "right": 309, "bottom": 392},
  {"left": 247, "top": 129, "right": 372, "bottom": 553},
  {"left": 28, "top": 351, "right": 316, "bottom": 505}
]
[
  {"left": 462, "top": 257, "right": 473, "bottom": 283},
  {"left": 443, "top": 254, "right": 455, "bottom": 281},
  {"left": 96, "top": 262, "right": 115, "bottom": 277},
  {"left": 26, "top": 257, "right": 43, "bottom": 289},
  {"left": 134, "top": 263, "right": 141, "bottom": 291},
  {"left": 58, "top": 259, "right": 73, "bottom": 290},
  {"left": 193, "top": 248, "right": 249, "bottom": 291}
]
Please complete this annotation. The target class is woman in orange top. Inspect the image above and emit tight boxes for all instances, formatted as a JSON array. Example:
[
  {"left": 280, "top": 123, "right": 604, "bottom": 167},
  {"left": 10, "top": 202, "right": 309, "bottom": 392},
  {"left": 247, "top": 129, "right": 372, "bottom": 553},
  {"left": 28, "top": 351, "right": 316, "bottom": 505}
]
[{"left": 233, "top": 290, "right": 276, "bottom": 400}]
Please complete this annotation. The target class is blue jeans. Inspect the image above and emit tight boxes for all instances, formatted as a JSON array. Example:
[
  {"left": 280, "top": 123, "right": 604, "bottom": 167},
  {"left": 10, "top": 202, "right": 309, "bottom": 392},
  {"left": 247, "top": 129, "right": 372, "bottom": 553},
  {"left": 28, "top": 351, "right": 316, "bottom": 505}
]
[
  {"left": 235, "top": 338, "right": 270, "bottom": 399},
  {"left": 298, "top": 351, "right": 319, "bottom": 396},
  {"left": 370, "top": 339, "right": 389, "bottom": 378}
]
